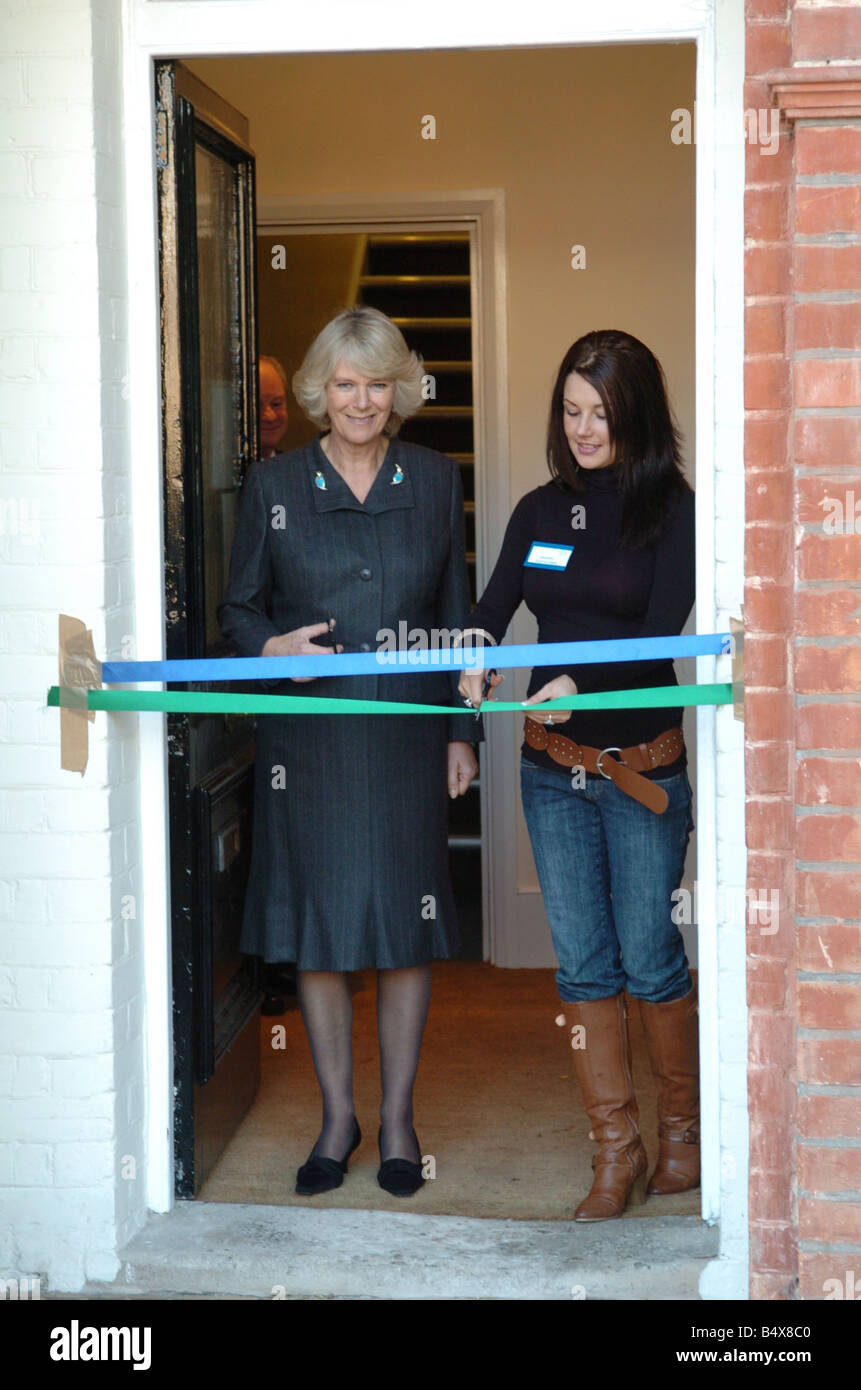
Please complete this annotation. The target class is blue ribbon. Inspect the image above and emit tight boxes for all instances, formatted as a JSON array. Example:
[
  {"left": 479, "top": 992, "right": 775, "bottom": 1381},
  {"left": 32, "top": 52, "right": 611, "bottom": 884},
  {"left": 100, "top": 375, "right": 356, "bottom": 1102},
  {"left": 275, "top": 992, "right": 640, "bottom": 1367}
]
[{"left": 101, "top": 633, "right": 731, "bottom": 684}]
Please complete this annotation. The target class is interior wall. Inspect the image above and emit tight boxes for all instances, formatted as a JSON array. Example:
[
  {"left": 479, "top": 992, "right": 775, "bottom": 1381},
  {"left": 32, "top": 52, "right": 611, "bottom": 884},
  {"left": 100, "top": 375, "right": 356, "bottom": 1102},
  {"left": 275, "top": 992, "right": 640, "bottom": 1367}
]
[
  {"left": 189, "top": 45, "right": 696, "bottom": 461},
  {"left": 257, "top": 232, "right": 364, "bottom": 454},
  {"left": 189, "top": 44, "right": 697, "bottom": 954}
]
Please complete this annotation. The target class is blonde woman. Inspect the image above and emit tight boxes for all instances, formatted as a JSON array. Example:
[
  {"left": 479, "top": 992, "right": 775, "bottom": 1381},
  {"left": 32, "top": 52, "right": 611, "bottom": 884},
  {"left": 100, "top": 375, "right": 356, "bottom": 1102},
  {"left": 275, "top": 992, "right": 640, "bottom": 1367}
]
[{"left": 218, "top": 307, "right": 477, "bottom": 1199}]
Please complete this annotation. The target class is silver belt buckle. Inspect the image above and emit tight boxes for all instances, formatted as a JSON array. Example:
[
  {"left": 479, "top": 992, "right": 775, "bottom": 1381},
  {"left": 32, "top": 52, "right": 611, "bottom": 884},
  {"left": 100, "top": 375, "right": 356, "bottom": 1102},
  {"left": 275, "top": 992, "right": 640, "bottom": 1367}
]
[{"left": 597, "top": 746, "right": 623, "bottom": 779}]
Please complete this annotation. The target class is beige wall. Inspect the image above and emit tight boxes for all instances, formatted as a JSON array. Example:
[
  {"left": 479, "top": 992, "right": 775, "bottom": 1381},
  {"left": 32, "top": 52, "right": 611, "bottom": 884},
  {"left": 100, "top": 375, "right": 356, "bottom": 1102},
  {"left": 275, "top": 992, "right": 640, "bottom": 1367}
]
[
  {"left": 190, "top": 44, "right": 696, "bottom": 484},
  {"left": 258, "top": 232, "right": 364, "bottom": 454}
]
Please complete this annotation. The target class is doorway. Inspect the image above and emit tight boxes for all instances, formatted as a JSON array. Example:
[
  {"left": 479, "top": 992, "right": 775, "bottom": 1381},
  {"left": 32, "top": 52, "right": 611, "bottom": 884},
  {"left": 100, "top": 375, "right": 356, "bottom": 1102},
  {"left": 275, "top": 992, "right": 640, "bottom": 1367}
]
[
  {"left": 156, "top": 43, "right": 706, "bottom": 1221},
  {"left": 126, "top": 11, "right": 745, "bottom": 1253},
  {"left": 194, "top": 42, "right": 700, "bottom": 983}
]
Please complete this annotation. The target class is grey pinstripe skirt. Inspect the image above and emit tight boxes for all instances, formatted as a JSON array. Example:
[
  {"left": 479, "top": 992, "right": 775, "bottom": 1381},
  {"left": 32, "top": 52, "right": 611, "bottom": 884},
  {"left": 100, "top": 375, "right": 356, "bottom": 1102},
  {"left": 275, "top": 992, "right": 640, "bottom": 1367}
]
[{"left": 239, "top": 710, "right": 461, "bottom": 971}]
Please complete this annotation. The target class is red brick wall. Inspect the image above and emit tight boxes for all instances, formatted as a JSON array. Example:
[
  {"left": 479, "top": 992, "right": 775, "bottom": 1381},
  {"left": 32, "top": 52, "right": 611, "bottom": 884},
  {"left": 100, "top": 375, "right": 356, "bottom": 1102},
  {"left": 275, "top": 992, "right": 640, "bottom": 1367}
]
[{"left": 745, "top": 0, "right": 861, "bottom": 1301}]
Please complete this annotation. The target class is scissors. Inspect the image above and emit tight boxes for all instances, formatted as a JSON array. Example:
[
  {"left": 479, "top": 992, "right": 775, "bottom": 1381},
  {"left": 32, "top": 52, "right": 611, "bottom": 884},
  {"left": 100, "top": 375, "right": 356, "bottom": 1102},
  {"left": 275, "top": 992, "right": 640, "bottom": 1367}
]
[{"left": 475, "top": 669, "right": 498, "bottom": 721}]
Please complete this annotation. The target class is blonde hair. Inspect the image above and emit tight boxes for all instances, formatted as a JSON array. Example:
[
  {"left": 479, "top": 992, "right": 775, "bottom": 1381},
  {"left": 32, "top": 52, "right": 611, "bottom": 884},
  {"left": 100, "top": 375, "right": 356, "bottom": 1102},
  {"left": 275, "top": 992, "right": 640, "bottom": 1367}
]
[{"left": 292, "top": 306, "right": 424, "bottom": 436}]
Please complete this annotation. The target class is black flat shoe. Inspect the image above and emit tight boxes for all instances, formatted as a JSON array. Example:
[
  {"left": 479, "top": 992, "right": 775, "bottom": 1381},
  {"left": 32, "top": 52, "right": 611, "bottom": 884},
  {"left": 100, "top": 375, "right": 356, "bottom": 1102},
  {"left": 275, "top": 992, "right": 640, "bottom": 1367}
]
[
  {"left": 295, "top": 1119, "right": 361, "bottom": 1196},
  {"left": 376, "top": 1126, "right": 425, "bottom": 1198}
]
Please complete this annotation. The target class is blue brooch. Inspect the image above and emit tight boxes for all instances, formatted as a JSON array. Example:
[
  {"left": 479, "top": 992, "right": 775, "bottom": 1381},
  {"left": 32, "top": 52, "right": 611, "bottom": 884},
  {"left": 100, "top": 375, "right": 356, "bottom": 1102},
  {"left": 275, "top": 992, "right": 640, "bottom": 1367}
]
[
  {"left": 391, "top": 463, "right": 404, "bottom": 485},
  {"left": 314, "top": 471, "right": 327, "bottom": 490}
]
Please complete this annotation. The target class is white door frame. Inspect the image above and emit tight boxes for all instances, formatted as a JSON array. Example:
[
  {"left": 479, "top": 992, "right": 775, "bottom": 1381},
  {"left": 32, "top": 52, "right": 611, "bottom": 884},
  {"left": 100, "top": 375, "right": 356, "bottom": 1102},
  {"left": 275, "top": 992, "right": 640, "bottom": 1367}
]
[{"left": 122, "top": 0, "right": 746, "bottom": 1260}]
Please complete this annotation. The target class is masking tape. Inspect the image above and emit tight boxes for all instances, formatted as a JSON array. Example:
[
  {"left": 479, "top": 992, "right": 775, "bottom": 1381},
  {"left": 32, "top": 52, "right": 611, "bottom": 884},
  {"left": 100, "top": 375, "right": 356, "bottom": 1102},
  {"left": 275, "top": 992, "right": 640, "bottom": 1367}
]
[{"left": 58, "top": 615, "right": 102, "bottom": 775}]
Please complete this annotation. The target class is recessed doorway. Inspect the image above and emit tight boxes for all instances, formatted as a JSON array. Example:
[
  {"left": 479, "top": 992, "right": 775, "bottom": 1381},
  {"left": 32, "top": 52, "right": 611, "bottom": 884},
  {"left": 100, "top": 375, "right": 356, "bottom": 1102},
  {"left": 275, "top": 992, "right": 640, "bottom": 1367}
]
[{"left": 150, "top": 36, "right": 716, "bottom": 1234}]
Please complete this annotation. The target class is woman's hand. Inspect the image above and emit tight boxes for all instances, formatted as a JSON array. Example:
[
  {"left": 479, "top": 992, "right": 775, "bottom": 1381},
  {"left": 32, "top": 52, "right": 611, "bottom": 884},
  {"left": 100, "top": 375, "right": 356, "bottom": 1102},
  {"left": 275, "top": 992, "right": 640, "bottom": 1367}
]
[
  {"left": 261, "top": 622, "right": 342, "bottom": 682},
  {"left": 522, "top": 675, "right": 578, "bottom": 725},
  {"left": 457, "top": 667, "right": 505, "bottom": 710},
  {"left": 448, "top": 741, "right": 478, "bottom": 798}
]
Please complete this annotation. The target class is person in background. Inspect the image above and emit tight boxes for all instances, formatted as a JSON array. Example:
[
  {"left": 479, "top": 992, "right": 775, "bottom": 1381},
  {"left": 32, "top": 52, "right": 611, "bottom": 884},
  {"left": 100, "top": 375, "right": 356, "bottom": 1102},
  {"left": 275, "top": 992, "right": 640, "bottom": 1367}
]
[
  {"left": 459, "top": 329, "right": 698, "bottom": 1222},
  {"left": 259, "top": 355, "right": 289, "bottom": 458}
]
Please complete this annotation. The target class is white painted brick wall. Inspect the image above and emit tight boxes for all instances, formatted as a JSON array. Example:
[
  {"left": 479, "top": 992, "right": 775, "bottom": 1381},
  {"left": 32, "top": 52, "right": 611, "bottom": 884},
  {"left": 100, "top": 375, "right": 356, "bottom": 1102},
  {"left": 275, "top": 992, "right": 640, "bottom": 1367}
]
[{"left": 0, "top": 0, "right": 143, "bottom": 1292}]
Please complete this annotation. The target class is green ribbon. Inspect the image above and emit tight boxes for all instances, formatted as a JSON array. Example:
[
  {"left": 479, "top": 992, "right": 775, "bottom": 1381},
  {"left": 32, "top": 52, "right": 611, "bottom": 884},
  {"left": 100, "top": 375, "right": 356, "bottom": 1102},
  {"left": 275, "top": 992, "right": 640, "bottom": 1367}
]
[{"left": 46, "top": 683, "right": 733, "bottom": 715}]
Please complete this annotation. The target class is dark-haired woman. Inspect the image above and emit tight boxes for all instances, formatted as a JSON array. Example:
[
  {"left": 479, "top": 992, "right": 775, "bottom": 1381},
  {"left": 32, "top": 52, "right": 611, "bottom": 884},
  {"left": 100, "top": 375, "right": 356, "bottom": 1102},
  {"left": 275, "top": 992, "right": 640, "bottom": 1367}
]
[{"left": 459, "top": 330, "right": 697, "bottom": 1222}]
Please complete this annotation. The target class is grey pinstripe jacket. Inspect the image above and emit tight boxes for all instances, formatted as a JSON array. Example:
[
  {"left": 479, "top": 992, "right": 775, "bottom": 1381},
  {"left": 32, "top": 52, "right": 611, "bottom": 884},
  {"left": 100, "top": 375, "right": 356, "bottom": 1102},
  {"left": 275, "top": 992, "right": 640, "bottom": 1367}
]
[{"left": 217, "top": 434, "right": 476, "bottom": 740}]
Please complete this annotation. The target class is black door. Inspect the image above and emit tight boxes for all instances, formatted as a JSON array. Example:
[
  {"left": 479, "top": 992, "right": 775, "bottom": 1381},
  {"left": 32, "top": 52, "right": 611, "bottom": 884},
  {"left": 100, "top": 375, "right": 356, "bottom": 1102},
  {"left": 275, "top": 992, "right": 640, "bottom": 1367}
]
[{"left": 155, "top": 61, "right": 261, "bottom": 1196}]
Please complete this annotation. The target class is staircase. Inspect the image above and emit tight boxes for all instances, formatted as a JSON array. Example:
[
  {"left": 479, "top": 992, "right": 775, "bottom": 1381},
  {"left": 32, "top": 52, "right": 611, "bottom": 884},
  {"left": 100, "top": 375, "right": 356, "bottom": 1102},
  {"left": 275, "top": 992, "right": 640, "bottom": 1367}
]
[{"left": 357, "top": 234, "right": 482, "bottom": 956}]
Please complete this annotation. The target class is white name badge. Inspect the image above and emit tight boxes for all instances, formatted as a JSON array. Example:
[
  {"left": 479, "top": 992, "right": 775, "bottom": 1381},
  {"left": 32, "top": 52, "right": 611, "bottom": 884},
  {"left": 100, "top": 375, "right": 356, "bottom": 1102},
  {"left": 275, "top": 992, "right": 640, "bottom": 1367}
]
[{"left": 524, "top": 542, "right": 574, "bottom": 570}]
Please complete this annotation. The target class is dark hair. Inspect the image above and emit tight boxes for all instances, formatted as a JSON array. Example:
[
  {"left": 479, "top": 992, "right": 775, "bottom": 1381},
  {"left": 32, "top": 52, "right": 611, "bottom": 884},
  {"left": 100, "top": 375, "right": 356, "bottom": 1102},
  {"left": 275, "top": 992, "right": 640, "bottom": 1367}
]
[{"left": 546, "top": 329, "right": 690, "bottom": 548}]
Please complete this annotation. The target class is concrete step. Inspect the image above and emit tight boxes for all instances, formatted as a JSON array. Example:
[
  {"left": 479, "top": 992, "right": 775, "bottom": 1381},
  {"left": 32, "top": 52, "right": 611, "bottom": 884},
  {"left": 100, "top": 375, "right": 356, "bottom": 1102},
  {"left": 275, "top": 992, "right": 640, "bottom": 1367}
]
[{"left": 82, "top": 1204, "right": 719, "bottom": 1301}]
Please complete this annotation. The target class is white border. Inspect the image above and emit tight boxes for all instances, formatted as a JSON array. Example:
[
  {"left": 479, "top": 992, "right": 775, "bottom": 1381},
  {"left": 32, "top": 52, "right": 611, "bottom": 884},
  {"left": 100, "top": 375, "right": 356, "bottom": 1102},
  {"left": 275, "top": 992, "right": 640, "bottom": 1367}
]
[{"left": 123, "top": 0, "right": 745, "bottom": 1294}]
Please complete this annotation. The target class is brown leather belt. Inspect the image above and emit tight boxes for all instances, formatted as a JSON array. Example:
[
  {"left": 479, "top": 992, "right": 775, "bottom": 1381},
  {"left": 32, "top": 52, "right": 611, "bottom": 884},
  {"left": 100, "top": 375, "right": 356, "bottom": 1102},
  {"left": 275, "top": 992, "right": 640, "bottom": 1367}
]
[{"left": 523, "top": 718, "right": 685, "bottom": 814}]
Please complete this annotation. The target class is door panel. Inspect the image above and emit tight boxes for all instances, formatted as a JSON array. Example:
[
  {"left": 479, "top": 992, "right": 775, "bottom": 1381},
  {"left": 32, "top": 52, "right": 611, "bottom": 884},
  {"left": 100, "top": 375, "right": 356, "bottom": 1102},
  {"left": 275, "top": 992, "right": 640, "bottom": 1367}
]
[
  {"left": 155, "top": 60, "right": 261, "bottom": 1197},
  {"left": 194, "top": 752, "right": 256, "bottom": 1085},
  {"left": 195, "top": 139, "right": 246, "bottom": 651}
]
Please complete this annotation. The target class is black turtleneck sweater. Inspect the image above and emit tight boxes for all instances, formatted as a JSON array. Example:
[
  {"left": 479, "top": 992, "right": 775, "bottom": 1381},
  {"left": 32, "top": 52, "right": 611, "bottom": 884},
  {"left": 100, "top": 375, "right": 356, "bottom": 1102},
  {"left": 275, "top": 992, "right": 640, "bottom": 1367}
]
[{"left": 470, "top": 464, "right": 696, "bottom": 778}]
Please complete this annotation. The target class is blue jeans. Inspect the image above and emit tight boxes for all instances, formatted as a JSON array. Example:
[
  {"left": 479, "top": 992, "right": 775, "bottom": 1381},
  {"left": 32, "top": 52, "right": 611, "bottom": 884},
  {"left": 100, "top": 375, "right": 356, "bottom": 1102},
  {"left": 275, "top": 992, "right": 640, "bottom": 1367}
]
[{"left": 520, "top": 759, "right": 694, "bottom": 1003}]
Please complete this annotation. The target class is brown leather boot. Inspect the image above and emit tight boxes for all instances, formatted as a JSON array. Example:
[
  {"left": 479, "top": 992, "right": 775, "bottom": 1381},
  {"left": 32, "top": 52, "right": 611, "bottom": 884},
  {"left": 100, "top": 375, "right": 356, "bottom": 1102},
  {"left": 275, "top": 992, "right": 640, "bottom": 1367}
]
[
  {"left": 564, "top": 993, "right": 648, "bottom": 1221},
  {"left": 638, "top": 983, "right": 700, "bottom": 1195}
]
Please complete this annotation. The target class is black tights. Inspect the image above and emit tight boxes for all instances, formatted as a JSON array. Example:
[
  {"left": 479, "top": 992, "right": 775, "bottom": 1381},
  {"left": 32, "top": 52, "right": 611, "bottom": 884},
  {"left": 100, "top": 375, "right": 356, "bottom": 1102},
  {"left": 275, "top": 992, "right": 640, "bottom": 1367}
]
[{"left": 297, "top": 964, "right": 431, "bottom": 1164}]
